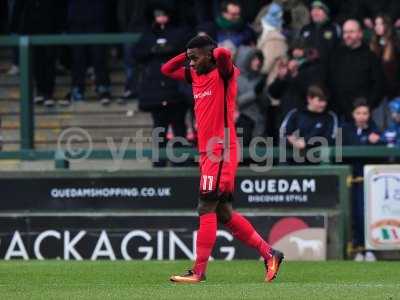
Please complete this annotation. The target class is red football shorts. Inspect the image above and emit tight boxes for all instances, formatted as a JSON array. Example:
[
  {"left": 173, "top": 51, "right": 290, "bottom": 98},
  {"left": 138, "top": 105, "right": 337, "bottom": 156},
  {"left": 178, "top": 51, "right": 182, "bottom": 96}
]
[{"left": 198, "top": 145, "right": 238, "bottom": 199}]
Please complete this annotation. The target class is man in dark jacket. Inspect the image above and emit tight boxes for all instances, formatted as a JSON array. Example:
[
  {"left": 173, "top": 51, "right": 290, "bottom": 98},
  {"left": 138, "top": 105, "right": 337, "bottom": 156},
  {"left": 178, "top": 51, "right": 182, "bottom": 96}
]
[
  {"left": 327, "top": 19, "right": 384, "bottom": 121},
  {"left": 116, "top": 0, "right": 148, "bottom": 101},
  {"left": 10, "top": 0, "right": 66, "bottom": 106},
  {"left": 135, "top": 8, "right": 189, "bottom": 166},
  {"left": 197, "top": 0, "right": 256, "bottom": 55},
  {"left": 300, "top": 1, "right": 340, "bottom": 64},
  {"left": 64, "top": 0, "right": 112, "bottom": 106}
]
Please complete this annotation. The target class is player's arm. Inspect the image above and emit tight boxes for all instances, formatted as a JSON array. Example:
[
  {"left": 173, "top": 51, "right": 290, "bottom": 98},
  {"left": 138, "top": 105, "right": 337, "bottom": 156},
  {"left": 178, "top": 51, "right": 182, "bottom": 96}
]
[
  {"left": 161, "top": 52, "right": 186, "bottom": 81},
  {"left": 213, "top": 47, "right": 234, "bottom": 80}
]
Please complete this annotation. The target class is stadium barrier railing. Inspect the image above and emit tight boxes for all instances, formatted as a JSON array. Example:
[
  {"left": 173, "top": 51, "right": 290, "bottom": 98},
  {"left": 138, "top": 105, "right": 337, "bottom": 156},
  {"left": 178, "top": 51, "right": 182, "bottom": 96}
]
[{"left": 0, "top": 33, "right": 141, "bottom": 150}]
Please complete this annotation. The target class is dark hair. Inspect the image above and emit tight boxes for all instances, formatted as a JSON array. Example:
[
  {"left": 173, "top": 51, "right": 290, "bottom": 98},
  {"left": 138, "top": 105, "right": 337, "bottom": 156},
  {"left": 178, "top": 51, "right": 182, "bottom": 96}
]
[
  {"left": 186, "top": 34, "right": 217, "bottom": 49},
  {"left": 221, "top": 0, "right": 241, "bottom": 13},
  {"left": 307, "top": 84, "right": 329, "bottom": 101},
  {"left": 352, "top": 97, "right": 370, "bottom": 110},
  {"left": 370, "top": 14, "right": 398, "bottom": 62}
]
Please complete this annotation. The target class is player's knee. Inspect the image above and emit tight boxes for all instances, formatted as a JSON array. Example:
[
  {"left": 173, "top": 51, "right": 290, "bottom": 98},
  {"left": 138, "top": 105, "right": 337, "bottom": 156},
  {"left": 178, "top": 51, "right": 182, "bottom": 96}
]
[
  {"left": 216, "top": 202, "right": 233, "bottom": 224},
  {"left": 197, "top": 198, "right": 218, "bottom": 216}
]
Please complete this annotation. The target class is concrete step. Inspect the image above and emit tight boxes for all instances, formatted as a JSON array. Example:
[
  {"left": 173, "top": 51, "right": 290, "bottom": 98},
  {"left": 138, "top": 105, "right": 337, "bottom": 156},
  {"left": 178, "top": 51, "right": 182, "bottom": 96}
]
[
  {"left": 0, "top": 84, "right": 127, "bottom": 101},
  {"left": 2, "top": 128, "right": 152, "bottom": 149},
  {"left": 0, "top": 70, "right": 127, "bottom": 87},
  {"left": 0, "top": 100, "right": 143, "bottom": 115},
  {"left": 1, "top": 112, "right": 153, "bottom": 129},
  {"left": 1, "top": 142, "right": 153, "bottom": 151}
]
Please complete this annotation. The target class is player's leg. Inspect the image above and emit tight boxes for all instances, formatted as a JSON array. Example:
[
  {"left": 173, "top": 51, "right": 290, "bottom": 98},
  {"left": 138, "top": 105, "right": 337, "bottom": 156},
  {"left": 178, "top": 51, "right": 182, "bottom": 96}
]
[
  {"left": 217, "top": 199, "right": 272, "bottom": 260},
  {"left": 216, "top": 144, "right": 284, "bottom": 282},
  {"left": 217, "top": 200, "right": 284, "bottom": 282},
  {"left": 193, "top": 197, "right": 219, "bottom": 275},
  {"left": 170, "top": 154, "right": 220, "bottom": 283},
  {"left": 170, "top": 196, "right": 219, "bottom": 283}
]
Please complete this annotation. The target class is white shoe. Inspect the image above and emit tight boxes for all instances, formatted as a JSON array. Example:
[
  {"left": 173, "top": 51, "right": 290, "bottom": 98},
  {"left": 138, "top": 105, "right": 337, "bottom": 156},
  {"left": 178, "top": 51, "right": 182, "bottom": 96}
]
[
  {"left": 354, "top": 253, "right": 364, "bottom": 262},
  {"left": 365, "top": 251, "right": 377, "bottom": 262}
]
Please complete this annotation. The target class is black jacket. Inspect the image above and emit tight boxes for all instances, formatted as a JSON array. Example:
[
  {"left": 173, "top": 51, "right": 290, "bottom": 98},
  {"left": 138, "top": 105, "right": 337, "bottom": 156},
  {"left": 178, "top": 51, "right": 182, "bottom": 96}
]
[
  {"left": 342, "top": 120, "right": 382, "bottom": 146},
  {"left": 269, "top": 60, "right": 323, "bottom": 120},
  {"left": 10, "top": 0, "right": 66, "bottom": 34},
  {"left": 135, "top": 23, "right": 188, "bottom": 111},
  {"left": 327, "top": 44, "right": 384, "bottom": 120},
  {"left": 67, "top": 0, "right": 111, "bottom": 29},
  {"left": 300, "top": 21, "right": 340, "bottom": 63},
  {"left": 307, "top": 0, "right": 400, "bottom": 24},
  {"left": 341, "top": 119, "right": 383, "bottom": 176},
  {"left": 280, "top": 108, "right": 338, "bottom": 147}
]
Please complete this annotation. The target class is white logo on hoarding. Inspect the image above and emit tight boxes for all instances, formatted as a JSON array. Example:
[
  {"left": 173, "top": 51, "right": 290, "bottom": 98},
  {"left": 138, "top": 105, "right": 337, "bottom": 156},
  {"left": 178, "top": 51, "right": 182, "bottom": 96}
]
[
  {"left": 1, "top": 230, "right": 235, "bottom": 261},
  {"left": 289, "top": 236, "right": 323, "bottom": 256},
  {"left": 372, "top": 175, "right": 400, "bottom": 215}
]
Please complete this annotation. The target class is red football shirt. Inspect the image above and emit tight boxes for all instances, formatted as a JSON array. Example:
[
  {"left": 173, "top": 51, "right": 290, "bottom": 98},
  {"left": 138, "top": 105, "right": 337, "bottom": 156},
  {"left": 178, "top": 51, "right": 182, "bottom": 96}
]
[{"left": 161, "top": 48, "right": 239, "bottom": 153}]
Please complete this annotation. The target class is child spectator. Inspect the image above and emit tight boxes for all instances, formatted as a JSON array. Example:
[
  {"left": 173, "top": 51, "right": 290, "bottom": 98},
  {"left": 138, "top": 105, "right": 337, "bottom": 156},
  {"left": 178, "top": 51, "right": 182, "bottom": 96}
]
[
  {"left": 342, "top": 98, "right": 382, "bottom": 146},
  {"left": 383, "top": 98, "right": 400, "bottom": 147},
  {"left": 280, "top": 84, "right": 338, "bottom": 163},
  {"left": 342, "top": 98, "right": 382, "bottom": 262}
]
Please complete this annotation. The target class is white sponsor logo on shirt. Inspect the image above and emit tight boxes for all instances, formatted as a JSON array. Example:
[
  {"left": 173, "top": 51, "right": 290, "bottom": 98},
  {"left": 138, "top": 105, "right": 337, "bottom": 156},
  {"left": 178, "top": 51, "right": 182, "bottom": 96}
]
[{"left": 194, "top": 90, "right": 212, "bottom": 100}]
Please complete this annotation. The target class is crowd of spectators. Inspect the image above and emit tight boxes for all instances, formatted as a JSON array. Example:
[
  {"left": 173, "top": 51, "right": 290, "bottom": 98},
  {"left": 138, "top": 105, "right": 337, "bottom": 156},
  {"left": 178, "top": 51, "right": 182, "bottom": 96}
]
[{"left": 1, "top": 0, "right": 400, "bottom": 149}]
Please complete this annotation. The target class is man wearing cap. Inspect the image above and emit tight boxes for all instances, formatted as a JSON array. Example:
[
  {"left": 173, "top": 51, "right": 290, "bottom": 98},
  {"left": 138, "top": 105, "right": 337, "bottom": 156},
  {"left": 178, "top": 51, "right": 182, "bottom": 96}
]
[{"left": 300, "top": 1, "right": 340, "bottom": 64}]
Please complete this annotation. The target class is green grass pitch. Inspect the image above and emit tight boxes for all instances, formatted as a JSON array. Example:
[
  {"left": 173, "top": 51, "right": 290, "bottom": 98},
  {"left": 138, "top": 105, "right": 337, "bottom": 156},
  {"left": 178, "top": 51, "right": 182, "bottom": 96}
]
[{"left": 1, "top": 260, "right": 399, "bottom": 299}]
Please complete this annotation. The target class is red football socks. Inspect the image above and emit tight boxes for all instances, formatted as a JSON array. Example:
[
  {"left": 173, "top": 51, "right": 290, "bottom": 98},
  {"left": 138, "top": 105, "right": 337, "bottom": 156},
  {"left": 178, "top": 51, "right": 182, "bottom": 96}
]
[
  {"left": 193, "top": 213, "right": 217, "bottom": 276},
  {"left": 225, "top": 212, "right": 272, "bottom": 260}
]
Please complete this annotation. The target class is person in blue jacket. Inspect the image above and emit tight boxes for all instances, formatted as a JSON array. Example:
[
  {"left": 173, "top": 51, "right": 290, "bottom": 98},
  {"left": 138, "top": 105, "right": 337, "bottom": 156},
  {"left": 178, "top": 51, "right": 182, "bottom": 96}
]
[
  {"left": 382, "top": 97, "right": 400, "bottom": 147},
  {"left": 342, "top": 98, "right": 382, "bottom": 261}
]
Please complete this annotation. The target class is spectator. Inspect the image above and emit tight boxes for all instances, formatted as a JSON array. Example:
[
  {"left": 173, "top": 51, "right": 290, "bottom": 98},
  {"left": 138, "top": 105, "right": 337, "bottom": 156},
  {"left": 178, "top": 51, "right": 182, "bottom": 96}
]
[
  {"left": 256, "top": 3, "right": 288, "bottom": 76},
  {"left": 342, "top": 98, "right": 381, "bottom": 262},
  {"left": 135, "top": 7, "right": 188, "bottom": 166},
  {"left": 370, "top": 15, "right": 400, "bottom": 100},
  {"left": 280, "top": 84, "right": 338, "bottom": 153},
  {"left": 369, "top": 14, "right": 400, "bottom": 129},
  {"left": 197, "top": 0, "right": 256, "bottom": 57},
  {"left": 269, "top": 38, "right": 323, "bottom": 121},
  {"left": 327, "top": 19, "right": 385, "bottom": 121},
  {"left": 116, "top": 0, "right": 148, "bottom": 102},
  {"left": 236, "top": 50, "right": 268, "bottom": 146},
  {"left": 383, "top": 98, "right": 400, "bottom": 147},
  {"left": 4, "top": 0, "right": 19, "bottom": 76},
  {"left": 9, "top": 0, "right": 65, "bottom": 107},
  {"left": 342, "top": 98, "right": 382, "bottom": 146},
  {"left": 253, "top": 0, "right": 310, "bottom": 38},
  {"left": 255, "top": 2, "right": 288, "bottom": 139},
  {"left": 359, "top": 0, "right": 400, "bottom": 30},
  {"left": 300, "top": 1, "right": 340, "bottom": 64},
  {"left": 63, "top": 0, "right": 112, "bottom": 106}
]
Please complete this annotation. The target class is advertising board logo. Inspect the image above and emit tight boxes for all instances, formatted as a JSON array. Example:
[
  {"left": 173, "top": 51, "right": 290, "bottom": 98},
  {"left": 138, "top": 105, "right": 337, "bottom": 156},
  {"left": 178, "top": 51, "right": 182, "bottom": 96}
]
[
  {"left": 371, "top": 219, "right": 400, "bottom": 246},
  {"left": 372, "top": 175, "right": 400, "bottom": 215},
  {"left": 267, "top": 217, "right": 326, "bottom": 260},
  {"left": 239, "top": 178, "right": 316, "bottom": 204}
]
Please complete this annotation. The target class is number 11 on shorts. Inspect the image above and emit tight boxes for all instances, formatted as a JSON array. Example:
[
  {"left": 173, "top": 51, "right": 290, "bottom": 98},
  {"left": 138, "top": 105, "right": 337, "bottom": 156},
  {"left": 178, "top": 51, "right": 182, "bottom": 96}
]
[{"left": 202, "top": 175, "right": 214, "bottom": 191}]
